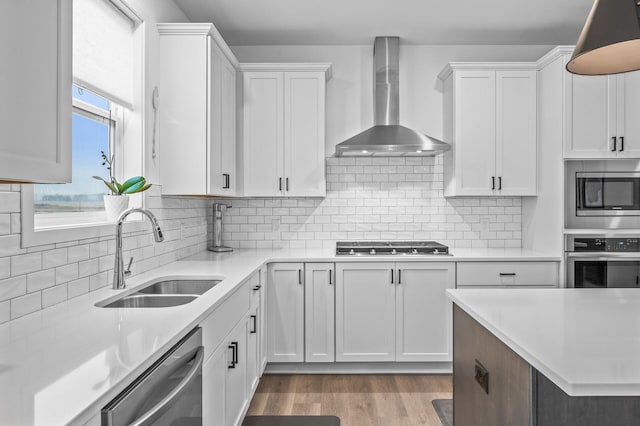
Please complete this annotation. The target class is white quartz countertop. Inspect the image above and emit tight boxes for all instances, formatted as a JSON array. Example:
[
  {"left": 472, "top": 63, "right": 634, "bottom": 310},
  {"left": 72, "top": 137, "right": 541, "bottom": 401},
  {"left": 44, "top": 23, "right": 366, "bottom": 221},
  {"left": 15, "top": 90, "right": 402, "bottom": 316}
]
[
  {"left": 0, "top": 247, "right": 560, "bottom": 425},
  {"left": 448, "top": 288, "right": 640, "bottom": 397}
]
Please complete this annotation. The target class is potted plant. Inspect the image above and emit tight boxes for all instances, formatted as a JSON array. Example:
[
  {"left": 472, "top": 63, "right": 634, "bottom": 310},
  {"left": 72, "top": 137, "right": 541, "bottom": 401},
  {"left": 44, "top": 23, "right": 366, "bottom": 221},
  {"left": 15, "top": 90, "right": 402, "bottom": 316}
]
[{"left": 93, "top": 151, "right": 152, "bottom": 221}]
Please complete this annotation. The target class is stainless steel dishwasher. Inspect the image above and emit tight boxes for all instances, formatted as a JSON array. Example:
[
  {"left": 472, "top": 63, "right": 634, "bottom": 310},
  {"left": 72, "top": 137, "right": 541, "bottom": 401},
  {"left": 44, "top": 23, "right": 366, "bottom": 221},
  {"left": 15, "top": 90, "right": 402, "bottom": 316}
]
[{"left": 102, "top": 327, "right": 204, "bottom": 426}]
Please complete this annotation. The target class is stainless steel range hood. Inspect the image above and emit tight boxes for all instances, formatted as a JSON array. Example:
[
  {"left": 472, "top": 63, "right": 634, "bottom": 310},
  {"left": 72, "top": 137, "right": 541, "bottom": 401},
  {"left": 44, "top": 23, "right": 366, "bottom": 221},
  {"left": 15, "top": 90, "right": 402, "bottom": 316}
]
[{"left": 334, "top": 37, "right": 450, "bottom": 157}]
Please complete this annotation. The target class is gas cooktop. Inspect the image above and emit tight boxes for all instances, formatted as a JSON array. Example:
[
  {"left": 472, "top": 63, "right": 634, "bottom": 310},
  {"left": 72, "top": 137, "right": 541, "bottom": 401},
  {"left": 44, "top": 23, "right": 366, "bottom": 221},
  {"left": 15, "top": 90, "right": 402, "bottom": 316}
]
[{"left": 336, "top": 241, "right": 450, "bottom": 256}]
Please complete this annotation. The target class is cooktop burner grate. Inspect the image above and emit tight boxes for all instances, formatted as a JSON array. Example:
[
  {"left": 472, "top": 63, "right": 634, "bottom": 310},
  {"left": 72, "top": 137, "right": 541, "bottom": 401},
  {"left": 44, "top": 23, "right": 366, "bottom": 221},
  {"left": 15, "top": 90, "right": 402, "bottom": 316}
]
[{"left": 336, "top": 241, "right": 450, "bottom": 256}]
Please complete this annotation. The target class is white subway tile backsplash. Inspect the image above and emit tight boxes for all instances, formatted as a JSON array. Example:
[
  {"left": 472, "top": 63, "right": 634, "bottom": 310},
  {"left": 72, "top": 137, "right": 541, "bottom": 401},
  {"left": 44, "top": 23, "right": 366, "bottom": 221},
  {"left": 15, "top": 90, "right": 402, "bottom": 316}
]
[
  {"left": 219, "top": 157, "right": 521, "bottom": 250},
  {"left": 0, "top": 185, "right": 210, "bottom": 322},
  {"left": 10, "top": 292, "right": 41, "bottom": 319}
]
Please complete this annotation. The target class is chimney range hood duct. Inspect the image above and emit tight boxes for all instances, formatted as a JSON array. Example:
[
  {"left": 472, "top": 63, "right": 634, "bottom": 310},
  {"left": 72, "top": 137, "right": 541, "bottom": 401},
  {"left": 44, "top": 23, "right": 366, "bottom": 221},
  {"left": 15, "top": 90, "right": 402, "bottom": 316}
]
[{"left": 334, "top": 37, "right": 450, "bottom": 157}]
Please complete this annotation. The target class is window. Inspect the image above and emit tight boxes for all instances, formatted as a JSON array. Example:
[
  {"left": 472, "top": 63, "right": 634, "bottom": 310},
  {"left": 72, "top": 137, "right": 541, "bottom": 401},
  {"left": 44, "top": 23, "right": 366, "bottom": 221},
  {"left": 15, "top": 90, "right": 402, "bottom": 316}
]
[
  {"left": 33, "top": 86, "right": 122, "bottom": 228},
  {"left": 21, "top": 0, "right": 144, "bottom": 247}
]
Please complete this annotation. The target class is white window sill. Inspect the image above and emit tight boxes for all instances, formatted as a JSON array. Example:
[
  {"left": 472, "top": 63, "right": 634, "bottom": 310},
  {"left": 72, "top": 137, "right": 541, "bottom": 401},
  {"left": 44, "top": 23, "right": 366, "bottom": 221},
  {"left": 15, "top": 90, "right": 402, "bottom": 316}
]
[{"left": 22, "top": 186, "right": 146, "bottom": 248}]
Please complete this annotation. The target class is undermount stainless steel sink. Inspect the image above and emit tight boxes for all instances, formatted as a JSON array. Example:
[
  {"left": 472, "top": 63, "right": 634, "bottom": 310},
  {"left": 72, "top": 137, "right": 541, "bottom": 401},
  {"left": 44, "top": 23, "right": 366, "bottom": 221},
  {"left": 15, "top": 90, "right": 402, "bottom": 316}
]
[
  {"left": 96, "top": 278, "right": 223, "bottom": 308},
  {"left": 100, "top": 294, "right": 197, "bottom": 308},
  {"left": 137, "top": 279, "right": 221, "bottom": 295}
]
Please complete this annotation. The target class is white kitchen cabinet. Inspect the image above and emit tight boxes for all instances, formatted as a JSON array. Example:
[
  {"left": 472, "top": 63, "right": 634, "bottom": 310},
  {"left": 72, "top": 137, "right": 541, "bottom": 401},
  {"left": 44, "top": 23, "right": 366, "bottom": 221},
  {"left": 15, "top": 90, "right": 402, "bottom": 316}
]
[
  {"left": 305, "top": 263, "right": 335, "bottom": 363},
  {"left": 456, "top": 261, "right": 559, "bottom": 287},
  {"left": 440, "top": 65, "right": 537, "bottom": 196},
  {"left": 258, "top": 266, "right": 267, "bottom": 373},
  {"left": 566, "top": 71, "right": 640, "bottom": 158},
  {"left": 226, "top": 320, "right": 249, "bottom": 426},
  {"left": 158, "top": 23, "right": 239, "bottom": 196},
  {"left": 201, "top": 308, "right": 250, "bottom": 426},
  {"left": 267, "top": 263, "right": 305, "bottom": 362},
  {"left": 336, "top": 262, "right": 455, "bottom": 362},
  {"left": 240, "top": 64, "right": 331, "bottom": 197},
  {"left": 246, "top": 297, "right": 260, "bottom": 395},
  {"left": 203, "top": 342, "right": 227, "bottom": 426},
  {"left": 0, "top": 0, "right": 71, "bottom": 183},
  {"left": 395, "top": 262, "right": 455, "bottom": 362},
  {"left": 335, "top": 263, "right": 396, "bottom": 362}
]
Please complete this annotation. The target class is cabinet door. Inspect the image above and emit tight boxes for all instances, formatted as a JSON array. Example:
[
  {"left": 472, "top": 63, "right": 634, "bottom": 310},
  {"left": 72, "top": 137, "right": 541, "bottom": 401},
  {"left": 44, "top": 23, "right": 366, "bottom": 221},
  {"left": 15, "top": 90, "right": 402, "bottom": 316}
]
[
  {"left": 227, "top": 320, "right": 248, "bottom": 426},
  {"left": 159, "top": 30, "right": 209, "bottom": 194},
  {"left": 259, "top": 266, "right": 267, "bottom": 373},
  {"left": 495, "top": 70, "right": 537, "bottom": 196},
  {"left": 0, "top": 0, "right": 71, "bottom": 183},
  {"left": 566, "top": 74, "right": 616, "bottom": 158},
  {"left": 335, "top": 263, "right": 396, "bottom": 362},
  {"left": 266, "top": 263, "right": 304, "bottom": 362},
  {"left": 284, "top": 72, "right": 326, "bottom": 197},
  {"left": 618, "top": 71, "right": 640, "bottom": 158},
  {"left": 453, "top": 70, "right": 496, "bottom": 195},
  {"left": 305, "top": 263, "right": 335, "bottom": 362},
  {"left": 210, "top": 43, "right": 237, "bottom": 196},
  {"left": 243, "top": 72, "right": 284, "bottom": 196},
  {"left": 246, "top": 305, "right": 260, "bottom": 396},
  {"left": 220, "top": 58, "right": 237, "bottom": 194},
  {"left": 203, "top": 342, "right": 227, "bottom": 426},
  {"left": 395, "top": 262, "right": 455, "bottom": 362}
]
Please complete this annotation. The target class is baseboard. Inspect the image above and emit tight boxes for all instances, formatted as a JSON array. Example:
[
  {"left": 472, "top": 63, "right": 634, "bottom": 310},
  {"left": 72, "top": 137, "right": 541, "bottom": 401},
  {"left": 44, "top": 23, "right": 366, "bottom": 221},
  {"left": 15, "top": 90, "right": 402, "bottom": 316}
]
[{"left": 264, "top": 362, "right": 452, "bottom": 374}]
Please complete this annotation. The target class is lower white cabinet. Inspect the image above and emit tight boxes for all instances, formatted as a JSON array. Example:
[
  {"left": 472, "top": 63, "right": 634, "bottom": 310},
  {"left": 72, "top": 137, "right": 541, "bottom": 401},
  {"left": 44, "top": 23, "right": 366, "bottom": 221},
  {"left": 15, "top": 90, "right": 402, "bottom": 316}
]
[
  {"left": 305, "top": 263, "right": 335, "bottom": 363},
  {"left": 202, "top": 318, "right": 248, "bottom": 426},
  {"left": 456, "top": 261, "right": 559, "bottom": 287},
  {"left": 267, "top": 263, "right": 305, "bottom": 362},
  {"left": 336, "top": 262, "right": 455, "bottom": 362},
  {"left": 246, "top": 303, "right": 260, "bottom": 395},
  {"left": 336, "top": 262, "right": 396, "bottom": 362},
  {"left": 259, "top": 266, "right": 267, "bottom": 371},
  {"left": 395, "top": 262, "right": 456, "bottom": 362}
]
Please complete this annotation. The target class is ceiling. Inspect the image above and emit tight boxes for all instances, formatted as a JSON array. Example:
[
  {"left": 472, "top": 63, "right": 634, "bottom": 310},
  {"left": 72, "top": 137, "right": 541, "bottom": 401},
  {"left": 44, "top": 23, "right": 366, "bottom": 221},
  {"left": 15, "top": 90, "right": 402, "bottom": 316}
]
[{"left": 174, "top": 0, "right": 594, "bottom": 46}]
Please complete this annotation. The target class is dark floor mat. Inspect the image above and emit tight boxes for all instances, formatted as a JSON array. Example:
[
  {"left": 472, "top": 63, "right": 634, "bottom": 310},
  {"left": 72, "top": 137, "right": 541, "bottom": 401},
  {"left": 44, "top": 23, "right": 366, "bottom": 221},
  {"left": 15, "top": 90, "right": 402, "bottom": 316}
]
[
  {"left": 432, "top": 399, "right": 453, "bottom": 426},
  {"left": 242, "top": 416, "right": 340, "bottom": 426}
]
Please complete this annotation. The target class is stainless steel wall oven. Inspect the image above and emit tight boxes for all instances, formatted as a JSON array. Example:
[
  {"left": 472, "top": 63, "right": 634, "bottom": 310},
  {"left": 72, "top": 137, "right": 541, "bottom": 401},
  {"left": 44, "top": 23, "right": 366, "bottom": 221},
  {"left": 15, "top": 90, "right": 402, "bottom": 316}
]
[{"left": 566, "top": 235, "right": 640, "bottom": 288}]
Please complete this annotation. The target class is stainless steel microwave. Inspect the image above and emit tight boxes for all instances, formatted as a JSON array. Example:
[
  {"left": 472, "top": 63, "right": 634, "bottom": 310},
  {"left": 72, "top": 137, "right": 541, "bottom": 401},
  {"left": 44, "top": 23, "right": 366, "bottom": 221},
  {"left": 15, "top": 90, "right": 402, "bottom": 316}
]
[{"left": 567, "top": 160, "right": 640, "bottom": 229}]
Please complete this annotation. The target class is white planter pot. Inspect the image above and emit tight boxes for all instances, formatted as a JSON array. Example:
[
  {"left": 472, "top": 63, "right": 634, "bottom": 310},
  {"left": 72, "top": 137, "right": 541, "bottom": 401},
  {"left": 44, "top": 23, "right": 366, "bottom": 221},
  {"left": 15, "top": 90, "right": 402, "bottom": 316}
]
[{"left": 104, "top": 195, "right": 130, "bottom": 222}]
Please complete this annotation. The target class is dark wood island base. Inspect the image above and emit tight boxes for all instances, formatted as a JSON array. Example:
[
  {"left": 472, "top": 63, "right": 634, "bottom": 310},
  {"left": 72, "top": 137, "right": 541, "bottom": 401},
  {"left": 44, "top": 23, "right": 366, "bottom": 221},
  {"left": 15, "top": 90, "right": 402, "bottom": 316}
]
[{"left": 453, "top": 305, "right": 640, "bottom": 426}]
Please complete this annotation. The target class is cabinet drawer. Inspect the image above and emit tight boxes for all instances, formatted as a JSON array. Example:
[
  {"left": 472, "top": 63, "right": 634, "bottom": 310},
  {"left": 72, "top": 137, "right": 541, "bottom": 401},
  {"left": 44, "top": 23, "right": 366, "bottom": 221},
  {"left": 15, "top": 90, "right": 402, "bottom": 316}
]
[
  {"left": 457, "top": 262, "right": 558, "bottom": 287},
  {"left": 201, "top": 279, "right": 250, "bottom": 361}
]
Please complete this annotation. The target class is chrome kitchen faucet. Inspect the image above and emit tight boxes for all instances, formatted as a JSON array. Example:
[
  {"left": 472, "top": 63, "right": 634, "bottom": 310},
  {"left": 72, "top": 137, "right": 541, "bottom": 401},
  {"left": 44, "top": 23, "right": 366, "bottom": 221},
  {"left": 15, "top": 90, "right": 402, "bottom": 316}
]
[{"left": 113, "top": 208, "right": 164, "bottom": 289}]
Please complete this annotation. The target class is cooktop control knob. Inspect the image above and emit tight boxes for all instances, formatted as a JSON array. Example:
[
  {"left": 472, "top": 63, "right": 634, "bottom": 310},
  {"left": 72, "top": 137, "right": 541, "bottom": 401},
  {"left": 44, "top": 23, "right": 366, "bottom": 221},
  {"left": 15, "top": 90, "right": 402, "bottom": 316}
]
[
  {"left": 370, "top": 249, "right": 376, "bottom": 255},
  {"left": 433, "top": 249, "right": 439, "bottom": 254},
  {"left": 392, "top": 249, "right": 397, "bottom": 255},
  {"left": 412, "top": 248, "right": 418, "bottom": 254},
  {"left": 349, "top": 249, "right": 355, "bottom": 255}
]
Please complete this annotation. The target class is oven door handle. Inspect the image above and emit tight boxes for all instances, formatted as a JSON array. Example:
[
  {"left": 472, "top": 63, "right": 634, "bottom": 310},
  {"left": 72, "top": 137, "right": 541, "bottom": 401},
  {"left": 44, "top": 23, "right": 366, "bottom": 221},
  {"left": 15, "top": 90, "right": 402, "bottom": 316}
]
[
  {"left": 130, "top": 346, "right": 204, "bottom": 426},
  {"left": 566, "top": 252, "right": 640, "bottom": 259}
]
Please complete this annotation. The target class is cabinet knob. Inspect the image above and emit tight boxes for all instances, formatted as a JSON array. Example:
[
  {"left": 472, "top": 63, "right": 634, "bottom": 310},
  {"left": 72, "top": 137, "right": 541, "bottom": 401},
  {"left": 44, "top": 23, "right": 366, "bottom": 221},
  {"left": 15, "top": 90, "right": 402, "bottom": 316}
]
[{"left": 474, "top": 359, "right": 489, "bottom": 394}]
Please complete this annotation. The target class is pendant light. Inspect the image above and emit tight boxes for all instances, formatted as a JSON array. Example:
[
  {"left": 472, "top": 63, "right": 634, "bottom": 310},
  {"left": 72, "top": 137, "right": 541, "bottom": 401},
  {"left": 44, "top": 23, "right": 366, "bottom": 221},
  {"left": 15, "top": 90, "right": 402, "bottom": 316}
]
[{"left": 567, "top": 0, "right": 640, "bottom": 75}]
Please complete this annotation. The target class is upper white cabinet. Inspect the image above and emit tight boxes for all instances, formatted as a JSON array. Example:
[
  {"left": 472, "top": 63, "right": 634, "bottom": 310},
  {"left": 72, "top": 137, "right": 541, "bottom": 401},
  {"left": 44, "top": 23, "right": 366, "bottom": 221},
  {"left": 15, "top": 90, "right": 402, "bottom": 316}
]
[
  {"left": 158, "top": 23, "right": 239, "bottom": 196},
  {"left": 439, "top": 65, "right": 537, "bottom": 197},
  {"left": 0, "top": 0, "right": 71, "bottom": 183},
  {"left": 240, "top": 64, "right": 332, "bottom": 197},
  {"left": 566, "top": 71, "right": 640, "bottom": 158},
  {"left": 266, "top": 263, "right": 305, "bottom": 362}
]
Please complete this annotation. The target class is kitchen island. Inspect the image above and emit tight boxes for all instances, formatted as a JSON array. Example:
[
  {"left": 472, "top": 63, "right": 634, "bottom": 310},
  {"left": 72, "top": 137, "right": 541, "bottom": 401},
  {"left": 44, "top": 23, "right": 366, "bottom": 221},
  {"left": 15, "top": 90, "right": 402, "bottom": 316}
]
[{"left": 448, "top": 289, "right": 640, "bottom": 425}]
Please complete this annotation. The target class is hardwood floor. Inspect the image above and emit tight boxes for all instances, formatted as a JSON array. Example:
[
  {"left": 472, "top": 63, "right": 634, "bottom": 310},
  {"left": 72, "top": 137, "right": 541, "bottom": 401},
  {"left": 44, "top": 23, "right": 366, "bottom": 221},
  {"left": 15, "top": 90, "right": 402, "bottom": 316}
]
[{"left": 246, "top": 374, "right": 452, "bottom": 426}]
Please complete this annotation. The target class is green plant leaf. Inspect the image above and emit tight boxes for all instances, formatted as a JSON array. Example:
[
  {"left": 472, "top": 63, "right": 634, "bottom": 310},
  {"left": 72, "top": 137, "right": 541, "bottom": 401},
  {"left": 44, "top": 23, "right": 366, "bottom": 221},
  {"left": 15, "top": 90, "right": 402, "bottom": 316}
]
[
  {"left": 115, "top": 182, "right": 124, "bottom": 193},
  {"left": 126, "top": 183, "right": 152, "bottom": 194},
  {"left": 120, "top": 176, "right": 145, "bottom": 191},
  {"left": 122, "top": 180, "right": 145, "bottom": 194},
  {"left": 92, "top": 176, "right": 119, "bottom": 194}
]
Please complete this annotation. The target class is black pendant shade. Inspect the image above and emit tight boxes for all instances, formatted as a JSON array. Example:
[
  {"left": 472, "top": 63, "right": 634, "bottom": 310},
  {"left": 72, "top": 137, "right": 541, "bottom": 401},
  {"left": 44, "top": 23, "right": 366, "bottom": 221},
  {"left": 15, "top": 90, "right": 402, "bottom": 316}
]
[{"left": 567, "top": 0, "right": 640, "bottom": 75}]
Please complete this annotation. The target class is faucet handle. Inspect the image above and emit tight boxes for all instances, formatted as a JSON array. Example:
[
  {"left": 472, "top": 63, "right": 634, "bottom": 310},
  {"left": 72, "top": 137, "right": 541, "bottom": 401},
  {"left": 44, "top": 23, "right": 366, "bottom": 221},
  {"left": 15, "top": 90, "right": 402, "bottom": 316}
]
[{"left": 125, "top": 257, "right": 134, "bottom": 276}]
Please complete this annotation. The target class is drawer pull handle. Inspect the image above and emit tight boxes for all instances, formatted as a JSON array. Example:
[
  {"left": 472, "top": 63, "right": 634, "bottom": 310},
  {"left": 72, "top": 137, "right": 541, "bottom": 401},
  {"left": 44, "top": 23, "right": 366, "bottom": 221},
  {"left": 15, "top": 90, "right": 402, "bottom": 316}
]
[
  {"left": 475, "top": 360, "right": 489, "bottom": 394},
  {"left": 499, "top": 273, "right": 516, "bottom": 276},
  {"left": 253, "top": 285, "right": 261, "bottom": 291},
  {"left": 250, "top": 315, "right": 257, "bottom": 334}
]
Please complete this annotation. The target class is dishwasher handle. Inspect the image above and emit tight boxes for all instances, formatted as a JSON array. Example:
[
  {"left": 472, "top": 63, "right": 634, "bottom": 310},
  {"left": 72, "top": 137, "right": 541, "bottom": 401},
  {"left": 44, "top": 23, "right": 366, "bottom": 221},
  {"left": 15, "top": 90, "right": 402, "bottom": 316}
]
[{"left": 130, "top": 346, "right": 204, "bottom": 426}]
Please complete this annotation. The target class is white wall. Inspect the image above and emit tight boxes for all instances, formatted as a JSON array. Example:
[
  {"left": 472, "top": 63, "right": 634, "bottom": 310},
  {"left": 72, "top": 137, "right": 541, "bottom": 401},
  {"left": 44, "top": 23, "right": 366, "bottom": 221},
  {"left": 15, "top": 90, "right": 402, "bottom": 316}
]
[{"left": 232, "top": 44, "right": 554, "bottom": 156}]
